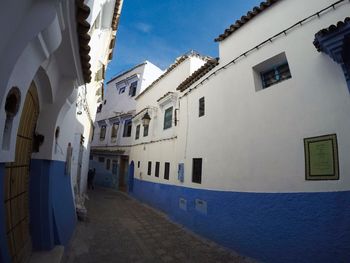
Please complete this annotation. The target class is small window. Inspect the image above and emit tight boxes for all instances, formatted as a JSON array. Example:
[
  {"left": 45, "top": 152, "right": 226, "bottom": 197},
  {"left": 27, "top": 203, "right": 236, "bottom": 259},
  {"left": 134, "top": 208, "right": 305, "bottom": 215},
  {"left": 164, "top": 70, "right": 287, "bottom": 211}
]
[
  {"left": 100, "top": 125, "right": 106, "bottom": 140},
  {"left": 135, "top": 124, "right": 140, "bottom": 140},
  {"left": 199, "top": 97, "right": 205, "bottom": 117},
  {"left": 96, "top": 104, "right": 102, "bottom": 113},
  {"left": 253, "top": 52, "right": 292, "bottom": 91},
  {"left": 155, "top": 162, "right": 160, "bottom": 177},
  {"left": 192, "top": 158, "right": 202, "bottom": 184},
  {"left": 98, "top": 157, "right": 105, "bottom": 163},
  {"left": 164, "top": 162, "right": 170, "bottom": 180},
  {"left": 129, "top": 81, "right": 138, "bottom": 97},
  {"left": 261, "top": 62, "right": 291, "bottom": 88},
  {"left": 123, "top": 120, "right": 132, "bottom": 137},
  {"left": 143, "top": 125, "right": 149, "bottom": 137},
  {"left": 147, "top": 161, "right": 152, "bottom": 175},
  {"left": 119, "top": 87, "right": 126, "bottom": 94},
  {"left": 106, "top": 159, "right": 110, "bottom": 170},
  {"left": 111, "top": 123, "right": 119, "bottom": 138},
  {"left": 163, "top": 106, "right": 173, "bottom": 130},
  {"left": 138, "top": 161, "right": 140, "bottom": 168}
]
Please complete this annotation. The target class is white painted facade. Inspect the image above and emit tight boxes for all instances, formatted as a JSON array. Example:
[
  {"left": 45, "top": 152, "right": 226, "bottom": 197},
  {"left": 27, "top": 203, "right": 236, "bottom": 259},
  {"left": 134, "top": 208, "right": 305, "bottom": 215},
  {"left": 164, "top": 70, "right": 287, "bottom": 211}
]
[
  {"left": 130, "top": 53, "right": 210, "bottom": 183},
  {"left": 129, "top": 0, "right": 350, "bottom": 193},
  {"left": 0, "top": 0, "right": 123, "bottom": 196},
  {"left": 0, "top": 0, "right": 123, "bottom": 261},
  {"left": 89, "top": 61, "right": 163, "bottom": 185}
]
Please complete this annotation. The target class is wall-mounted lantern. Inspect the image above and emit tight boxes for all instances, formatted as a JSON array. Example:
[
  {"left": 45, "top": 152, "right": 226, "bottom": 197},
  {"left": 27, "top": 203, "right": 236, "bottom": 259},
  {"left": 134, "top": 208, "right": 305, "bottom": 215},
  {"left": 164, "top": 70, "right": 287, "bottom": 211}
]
[{"left": 141, "top": 112, "right": 151, "bottom": 127}]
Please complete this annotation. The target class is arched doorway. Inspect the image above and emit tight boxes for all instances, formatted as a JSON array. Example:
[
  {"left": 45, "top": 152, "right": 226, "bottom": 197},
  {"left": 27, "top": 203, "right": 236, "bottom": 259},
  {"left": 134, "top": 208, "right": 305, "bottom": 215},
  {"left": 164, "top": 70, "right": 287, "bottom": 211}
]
[{"left": 4, "top": 82, "right": 39, "bottom": 263}]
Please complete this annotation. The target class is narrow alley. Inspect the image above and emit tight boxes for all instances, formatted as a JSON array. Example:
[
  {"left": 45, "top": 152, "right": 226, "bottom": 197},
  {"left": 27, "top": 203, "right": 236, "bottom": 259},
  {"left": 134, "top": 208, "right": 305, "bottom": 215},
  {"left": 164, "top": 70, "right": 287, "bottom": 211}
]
[{"left": 63, "top": 188, "right": 254, "bottom": 263}]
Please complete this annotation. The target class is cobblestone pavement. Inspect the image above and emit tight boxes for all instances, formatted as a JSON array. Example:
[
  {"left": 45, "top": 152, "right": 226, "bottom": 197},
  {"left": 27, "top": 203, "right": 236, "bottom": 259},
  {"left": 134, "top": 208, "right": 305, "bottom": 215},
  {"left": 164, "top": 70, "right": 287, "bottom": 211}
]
[{"left": 63, "top": 188, "right": 256, "bottom": 263}]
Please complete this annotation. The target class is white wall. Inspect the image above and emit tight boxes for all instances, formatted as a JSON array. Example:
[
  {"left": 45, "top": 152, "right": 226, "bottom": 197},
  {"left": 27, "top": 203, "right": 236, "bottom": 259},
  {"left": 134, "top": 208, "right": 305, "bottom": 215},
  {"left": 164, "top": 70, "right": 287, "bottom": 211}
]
[
  {"left": 91, "top": 62, "right": 163, "bottom": 150},
  {"left": 177, "top": 0, "right": 350, "bottom": 193},
  {"left": 130, "top": 0, "right": 350, "bottom": 194},
  {"left": 130, "top": 55, "right": 208, "bottom": 184}
]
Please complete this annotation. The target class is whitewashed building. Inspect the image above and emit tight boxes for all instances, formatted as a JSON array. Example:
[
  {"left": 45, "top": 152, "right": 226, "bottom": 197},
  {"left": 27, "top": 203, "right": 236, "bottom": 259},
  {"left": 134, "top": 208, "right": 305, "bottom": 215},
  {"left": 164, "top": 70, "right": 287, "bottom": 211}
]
[
  {"left": 0, "top": 0, "right": 123, "bottom": 262},
  {"left": 129, "top": 0, "right": 350, "bottom": 262},
  {"left": 90, "top": 61, "right": 163, "bottom": 191}
]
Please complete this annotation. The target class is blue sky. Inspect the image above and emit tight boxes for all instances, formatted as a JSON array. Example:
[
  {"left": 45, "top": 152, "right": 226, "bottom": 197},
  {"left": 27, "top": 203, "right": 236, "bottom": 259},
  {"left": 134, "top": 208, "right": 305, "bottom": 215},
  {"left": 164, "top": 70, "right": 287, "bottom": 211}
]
[{"left": 106, "top": 0, "right": 263, "bottom": 81}]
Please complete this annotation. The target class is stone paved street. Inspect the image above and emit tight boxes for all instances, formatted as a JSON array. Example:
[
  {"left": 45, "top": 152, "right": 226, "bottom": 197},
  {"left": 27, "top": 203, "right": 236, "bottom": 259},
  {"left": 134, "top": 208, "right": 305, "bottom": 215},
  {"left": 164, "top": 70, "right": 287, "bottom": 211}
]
[{"left": 63, "top": 187, "right": 255, "bottom": 263}]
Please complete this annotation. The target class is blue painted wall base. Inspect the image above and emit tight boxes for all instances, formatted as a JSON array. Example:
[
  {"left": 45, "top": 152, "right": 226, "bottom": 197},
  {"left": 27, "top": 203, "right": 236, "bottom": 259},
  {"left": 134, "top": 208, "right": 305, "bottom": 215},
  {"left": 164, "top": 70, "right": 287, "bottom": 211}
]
[
  {"left": 131, "top": 179, "right": 350, "bottom": 263},
  {"left": 30, "top": 159, "right": 76, "bottom": 250}
]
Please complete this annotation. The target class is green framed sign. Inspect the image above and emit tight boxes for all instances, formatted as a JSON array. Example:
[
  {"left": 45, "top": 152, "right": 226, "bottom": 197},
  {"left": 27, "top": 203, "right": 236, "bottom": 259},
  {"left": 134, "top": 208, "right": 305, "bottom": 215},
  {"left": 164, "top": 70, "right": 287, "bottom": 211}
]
[{"left": 304, "top": 134, "right": 339, "bottom": 180}]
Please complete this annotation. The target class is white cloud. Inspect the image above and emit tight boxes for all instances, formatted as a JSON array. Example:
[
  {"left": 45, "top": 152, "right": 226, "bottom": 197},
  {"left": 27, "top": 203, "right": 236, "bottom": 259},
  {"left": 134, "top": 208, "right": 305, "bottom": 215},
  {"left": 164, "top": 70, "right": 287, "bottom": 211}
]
[{"left": 134, "top": 22, "right": 153, "bottom": 33}]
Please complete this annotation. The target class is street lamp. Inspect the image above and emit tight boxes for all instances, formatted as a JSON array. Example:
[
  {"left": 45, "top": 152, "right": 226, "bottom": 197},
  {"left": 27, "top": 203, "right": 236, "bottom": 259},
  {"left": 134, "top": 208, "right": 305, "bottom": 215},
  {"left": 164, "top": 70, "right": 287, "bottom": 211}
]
[{"left": 141, "top": 112, "right": 151, "bottom": 127}]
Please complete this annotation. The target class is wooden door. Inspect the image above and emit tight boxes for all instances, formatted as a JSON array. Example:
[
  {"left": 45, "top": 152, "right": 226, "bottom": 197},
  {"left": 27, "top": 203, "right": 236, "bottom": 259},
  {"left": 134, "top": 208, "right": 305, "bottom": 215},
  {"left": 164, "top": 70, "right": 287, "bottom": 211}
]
[{"left": 4, "top": 83, "right": 39, "bottom": 263}]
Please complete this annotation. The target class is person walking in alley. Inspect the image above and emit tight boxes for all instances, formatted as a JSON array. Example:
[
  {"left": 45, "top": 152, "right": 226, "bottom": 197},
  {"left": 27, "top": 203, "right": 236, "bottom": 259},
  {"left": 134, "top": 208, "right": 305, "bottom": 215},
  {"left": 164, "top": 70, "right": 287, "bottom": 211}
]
[{"left": 88, "top": 168, "right": 95, "bottom": 190}]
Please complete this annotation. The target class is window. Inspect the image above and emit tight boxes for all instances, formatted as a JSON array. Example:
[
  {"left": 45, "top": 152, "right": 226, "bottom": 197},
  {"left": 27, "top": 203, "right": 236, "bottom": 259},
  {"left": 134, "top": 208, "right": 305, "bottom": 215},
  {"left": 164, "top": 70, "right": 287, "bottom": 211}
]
[
  {"left": 119, "top": 86, "right": 126, "bottom": 94},
  {"left": 96, "top": 104, "right": 102, "bottom": 113},
  {"left": 253, "top": 52, "right": 292, "bottom": 91},
  {"left": 138, "top": 161, "right": 140, "bottom": 168},
  {"left": 106, "top": 159, "right": 110, "bottom": 170},
  {"left": 129, "top": 81, "right": 138, "bottom": 97},
  {"left": 123, "top": 120, "right": 132, "bottom": 137},
  {"left": 147, "top": 161, "right": 152, "bottom": 175},
  {"left": 192, "top": 158, "right": 202, "bottom": 184},
  {"left": 135, "top": 124, "right": 140, "bottom": 140},
  {"left": 98, "top": 157, "right": 105, "bottom": 163},
  {"left": 261, "top": 62, "right": 291, "bottom": 88},
  {"left": 163, "top": 106, "right": 173, "bottom": 130},
  {"left": 155, "top": 162, "right": 160, "bottom": 177},
  {"left": 111, "top": 123, "right": 119, "bottom": 138},
  {"left": 164, "top": 162, "right": 170, "bottom": 180},
  {"left": 199, "top": 97, "right": 205, "bottom": 117},
  {"left": 91, "top": 126, "right": 95, "bottom": 141},
  {"left": 100, "top": 125, "right": 106, "bottom": 140},
  {"left": 143, "top": 125, "right": 149, "bottom": 137}
]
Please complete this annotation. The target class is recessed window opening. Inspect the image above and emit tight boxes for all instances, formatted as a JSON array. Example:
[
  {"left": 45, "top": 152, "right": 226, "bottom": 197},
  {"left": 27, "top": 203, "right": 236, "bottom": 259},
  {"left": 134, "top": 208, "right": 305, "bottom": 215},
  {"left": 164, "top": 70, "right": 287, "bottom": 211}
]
[
  {"left": 100, "top": 125, "right": 106, "bottom": 140},
  {"left": 261, "top": 62, "right": 291, "bottom": 88},
  {"left": 111, "top": 123, "right": 119, "bottom": 138},
  {"left": 199, "top": 97, "right": 205, "bottom": 117},
  {"left": 129, "top": 81, "right": 138, "bottom": 97},
  {"left": 164, "top": 162, "right": 170, "bottom": 180},
  {"left": 147, "top": 161, "right": 152, "bottom": 175},
  {"left": 253, "top": 52, "right": 292, "bottom": 91},
  {"left": 2, "top": 87, "right": 21, "bottom": 150},
  {"left": 135, "top": 124, "right": 140, "bottom": 140},
  {"left": 155, "top": 162, "right": 160, "bottom": 177},
  {"left": 123, "top": 120, "right": 132, "bottom": 137},
  {"left": 119, "top": 86, "right": 126, "bottom": 94},
  {"left": 143, "top": 125, "right": 149, "bottom": 137},
  {"left": 163, "top": 106, "right": 173, "bottom": 130},
  {"left": 192, "top": 158, "right": 202, "bottom": 184}
]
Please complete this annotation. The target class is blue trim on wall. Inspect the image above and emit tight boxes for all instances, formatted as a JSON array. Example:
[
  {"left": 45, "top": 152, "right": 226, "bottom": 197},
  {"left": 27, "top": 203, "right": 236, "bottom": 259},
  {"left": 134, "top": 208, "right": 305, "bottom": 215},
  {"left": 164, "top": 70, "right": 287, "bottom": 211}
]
[
  {"left": 131, "top": 179, "right": 350, "bottom": 263},
  {"left": 30, "top": 159, "right": 76, "bottom": 250},
  {"left": 0, "top": 163, "right": 11, "bottom": 263}
]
